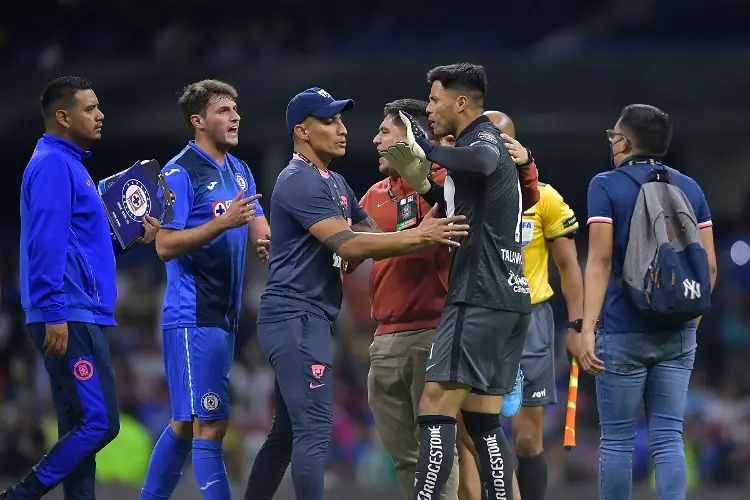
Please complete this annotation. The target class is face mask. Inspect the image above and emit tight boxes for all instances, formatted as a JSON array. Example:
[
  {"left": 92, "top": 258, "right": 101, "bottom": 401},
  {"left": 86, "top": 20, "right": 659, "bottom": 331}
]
[{"left": 609, "top": 138, "right": 624, "bottom": 169}]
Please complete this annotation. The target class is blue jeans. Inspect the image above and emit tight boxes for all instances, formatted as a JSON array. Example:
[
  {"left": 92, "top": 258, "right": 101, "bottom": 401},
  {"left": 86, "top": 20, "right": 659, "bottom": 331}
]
[{"left": 595, "top": 328, "right": 697, "bottom": 500}]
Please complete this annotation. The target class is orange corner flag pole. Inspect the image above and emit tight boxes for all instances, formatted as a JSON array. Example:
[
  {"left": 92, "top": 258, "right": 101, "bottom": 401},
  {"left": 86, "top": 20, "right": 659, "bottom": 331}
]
[{"left": 563, "top": 358, "right": 579, "bottom": 450}]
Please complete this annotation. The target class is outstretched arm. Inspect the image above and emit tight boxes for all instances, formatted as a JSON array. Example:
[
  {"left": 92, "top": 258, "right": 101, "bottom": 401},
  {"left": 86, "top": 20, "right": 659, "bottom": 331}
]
[
  {"left": 308, "top": 216, "right": 433, "bottom": 261},
  {"left": 424, "top": 142, "right": 499, "bottom": 176}
]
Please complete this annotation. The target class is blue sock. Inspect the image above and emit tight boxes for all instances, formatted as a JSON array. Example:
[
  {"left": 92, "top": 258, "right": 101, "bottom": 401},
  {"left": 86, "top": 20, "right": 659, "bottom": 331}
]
[
  {"left": 192, "top": 438, "right": 231, "bottom": 500},
  {"left": 140, "top": 426, "right": 192, "bottom": 499}
]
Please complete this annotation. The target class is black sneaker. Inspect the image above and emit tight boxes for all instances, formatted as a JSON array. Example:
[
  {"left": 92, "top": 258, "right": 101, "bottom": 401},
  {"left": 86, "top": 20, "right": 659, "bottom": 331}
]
[{"left": 0, "top": 489, "right": 8, "bottom": 499}]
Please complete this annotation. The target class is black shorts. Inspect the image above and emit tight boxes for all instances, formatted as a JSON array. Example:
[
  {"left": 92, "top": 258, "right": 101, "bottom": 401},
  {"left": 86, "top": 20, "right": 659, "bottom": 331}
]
[{"left": 425, "top": 303, "right": 530, "bottom": 395}]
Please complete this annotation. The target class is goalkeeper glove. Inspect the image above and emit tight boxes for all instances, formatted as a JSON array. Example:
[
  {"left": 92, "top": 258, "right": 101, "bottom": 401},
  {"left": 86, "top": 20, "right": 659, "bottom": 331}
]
[
  {"left": 397, "top": 111, "right": 436, "bottom": 160},
  {"left": 379, "top": 142, "right": 432, "bottom": 194}
]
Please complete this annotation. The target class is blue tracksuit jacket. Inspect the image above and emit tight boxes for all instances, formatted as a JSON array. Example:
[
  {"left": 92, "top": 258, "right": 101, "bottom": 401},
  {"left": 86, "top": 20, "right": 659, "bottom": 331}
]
[{"left": 20, "top": 134, "right": 119, "bottom": 326}]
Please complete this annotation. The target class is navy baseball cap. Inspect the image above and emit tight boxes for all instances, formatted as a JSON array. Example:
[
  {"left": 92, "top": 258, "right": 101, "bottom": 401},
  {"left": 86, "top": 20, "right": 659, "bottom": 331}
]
[{"left": 285, "top": 87, "right": 355, "bottom": 135}]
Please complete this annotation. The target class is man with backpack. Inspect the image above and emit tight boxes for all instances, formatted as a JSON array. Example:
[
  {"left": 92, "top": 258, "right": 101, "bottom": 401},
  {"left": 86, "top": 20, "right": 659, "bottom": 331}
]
[{"left": 577, "top": 104, "right": 718, "bottom": 500}]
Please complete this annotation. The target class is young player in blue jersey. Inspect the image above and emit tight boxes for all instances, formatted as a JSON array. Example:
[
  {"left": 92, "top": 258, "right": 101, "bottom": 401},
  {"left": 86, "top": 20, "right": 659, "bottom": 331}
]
[
  {"left": 140, "top": 80, "right": 270, "bottom": 500},
  {"left": 243, "top": 87, "right": 470, "bottom": 500}
]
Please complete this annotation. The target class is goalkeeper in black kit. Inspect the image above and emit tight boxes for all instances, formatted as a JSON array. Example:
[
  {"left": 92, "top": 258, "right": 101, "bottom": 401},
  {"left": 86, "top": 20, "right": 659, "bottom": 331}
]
[{"left": 380, "top": 63, "right": 536, "bottom": 500}]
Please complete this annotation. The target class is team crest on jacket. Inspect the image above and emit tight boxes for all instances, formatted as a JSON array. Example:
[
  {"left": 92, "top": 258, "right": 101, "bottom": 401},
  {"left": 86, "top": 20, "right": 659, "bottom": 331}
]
[
  {"left": 122, "top": 179, "right": 151, "bottom": 222},
  {"left": 235, "top": 173, "right": 247, "bottom": 191}
]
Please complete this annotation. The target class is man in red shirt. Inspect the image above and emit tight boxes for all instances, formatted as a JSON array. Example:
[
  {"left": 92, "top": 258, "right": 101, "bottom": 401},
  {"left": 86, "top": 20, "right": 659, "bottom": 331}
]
[
  {"left": 356, "top": 99, "right": 539, "bottom": 499},
  {"left": 360, "top": 98, "right": 457, "bottom": 499}
]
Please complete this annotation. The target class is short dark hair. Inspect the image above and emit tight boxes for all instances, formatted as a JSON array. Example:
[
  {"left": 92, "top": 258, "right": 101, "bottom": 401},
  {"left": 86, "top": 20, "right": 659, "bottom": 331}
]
[
  {"left": 40, "top": 76, "right": 93, "bottom": 121},
  {"left": 383, "top": 98, "right": 433, "bottom": 137},
  {"left": 426, "top": 63, "right": 488, "bottom": 104},
  {"left": 383, "top": 98, "right": 428, "bottom": 120},
  {"left": 178, "top": 79, "right": 239, "bottom": 128},
  {"left": 619, "top": 104, "right": 673, "bottom": 157}
]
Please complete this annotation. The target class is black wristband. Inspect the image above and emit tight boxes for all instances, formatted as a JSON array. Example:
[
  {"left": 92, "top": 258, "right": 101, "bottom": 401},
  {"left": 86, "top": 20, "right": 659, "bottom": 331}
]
[
  {"left": 420, "top": 177, "right": 444, "bottom": 211},
  {"left": 566, "top": 319, "right": 583, "bottom": 332}
]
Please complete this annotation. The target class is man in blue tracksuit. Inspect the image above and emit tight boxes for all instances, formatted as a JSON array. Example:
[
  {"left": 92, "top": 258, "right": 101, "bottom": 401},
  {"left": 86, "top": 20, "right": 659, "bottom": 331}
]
[{"left": 4, "top": 76, "right": 159, "bottom": 500}]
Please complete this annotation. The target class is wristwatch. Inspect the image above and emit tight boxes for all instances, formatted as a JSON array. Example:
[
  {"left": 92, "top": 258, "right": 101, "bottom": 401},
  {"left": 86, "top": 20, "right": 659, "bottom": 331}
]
[
  {"left": 566, "top": 319, "right": 583, "bottom": 332},
  {"left": 517, "top": 148, "right": 534, "bottom": 168}
]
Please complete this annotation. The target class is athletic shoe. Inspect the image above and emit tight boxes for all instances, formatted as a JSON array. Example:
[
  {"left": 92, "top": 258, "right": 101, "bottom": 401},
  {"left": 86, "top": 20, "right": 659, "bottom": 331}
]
[{"left": 500, "top": 366, "right": 524, "bottom": 418}]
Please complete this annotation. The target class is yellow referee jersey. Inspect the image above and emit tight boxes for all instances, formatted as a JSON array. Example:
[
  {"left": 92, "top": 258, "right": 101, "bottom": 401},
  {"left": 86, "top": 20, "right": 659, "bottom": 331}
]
[{"left": 521, "top": 183, "right": 579, "bottom": 305}]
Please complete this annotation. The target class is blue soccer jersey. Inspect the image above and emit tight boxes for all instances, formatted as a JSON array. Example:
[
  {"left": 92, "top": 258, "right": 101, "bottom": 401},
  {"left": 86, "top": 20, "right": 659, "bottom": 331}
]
[
  {"left": 160, "top": 141, "right": 264, "bottom": 331},
  {"left": 259, "top": 153, "right": 367, "bottom": 323},
  {"left": 160, "top": 141, "right": 263, "bottom": 422}
]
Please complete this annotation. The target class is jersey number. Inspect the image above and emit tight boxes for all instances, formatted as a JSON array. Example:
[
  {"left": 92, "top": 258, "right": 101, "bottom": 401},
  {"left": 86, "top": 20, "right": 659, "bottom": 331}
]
[
  {"left": 446, "top": 175, "right": 522, "bottom": 243},
  {"left": 332, "top": 253, "right": 343, "bottom": 269},
  {"left": 444, "top": 175, "right": 456, "bottom": 217},
  {"left": 514, "top": 180, "right": 522, "bottom": 243}
]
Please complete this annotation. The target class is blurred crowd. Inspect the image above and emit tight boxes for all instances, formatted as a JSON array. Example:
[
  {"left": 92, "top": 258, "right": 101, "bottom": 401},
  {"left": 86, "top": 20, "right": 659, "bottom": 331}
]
[
  {"left": 2, "top": 0, "right": 750, "bottom": 493},
  {"left": 0, "top": 0, "right": 744, "bottom": 71},
  {"left": 1, "top": 215, "right": 749, "bottom": 489}
]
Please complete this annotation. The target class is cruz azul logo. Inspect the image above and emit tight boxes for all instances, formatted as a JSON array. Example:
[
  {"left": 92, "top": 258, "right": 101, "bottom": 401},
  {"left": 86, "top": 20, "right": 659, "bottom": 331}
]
[
  {"left": 235, "top": 173, "right": 247, "bottom": 191},
  {"left": 121, "top": 179, "right": 151, "bottom": 222},
  {"left": 211, "top": 199, "right": 233, "bottom": 218}
]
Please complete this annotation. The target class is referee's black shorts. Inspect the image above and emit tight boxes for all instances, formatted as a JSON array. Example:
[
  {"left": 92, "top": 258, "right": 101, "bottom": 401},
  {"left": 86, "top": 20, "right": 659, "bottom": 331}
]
[{"left": 425, "top": 303, "right": 530, "bottom": 395}]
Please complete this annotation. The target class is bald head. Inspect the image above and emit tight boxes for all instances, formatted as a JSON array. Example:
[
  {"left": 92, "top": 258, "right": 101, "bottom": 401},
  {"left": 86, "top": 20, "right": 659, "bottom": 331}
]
[{"left": 483, "top": 110, "right": 515, "bottom": 138}]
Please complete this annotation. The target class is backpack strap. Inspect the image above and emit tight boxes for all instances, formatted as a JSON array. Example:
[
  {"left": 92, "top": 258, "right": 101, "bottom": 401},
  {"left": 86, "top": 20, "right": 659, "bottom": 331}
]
[
  {"left": 616, "top": 167, "right": 646, "bottom": 187},
  {"left": 613, "top": 164, "right": 670, "bottom": 288},
  {"left": 662, "top": 166, "right": 680, "bottom": 181}
]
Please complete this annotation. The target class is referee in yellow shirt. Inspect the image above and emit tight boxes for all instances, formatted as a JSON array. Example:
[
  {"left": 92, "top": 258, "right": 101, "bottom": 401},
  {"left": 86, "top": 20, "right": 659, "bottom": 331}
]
[{"left": 490, "top": 112, "right": 584, "bottom": 500}]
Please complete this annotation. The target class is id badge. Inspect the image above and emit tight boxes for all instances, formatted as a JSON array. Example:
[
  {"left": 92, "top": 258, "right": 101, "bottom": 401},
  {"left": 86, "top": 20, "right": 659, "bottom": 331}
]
[{"left": 396, "top": 194, "right": 419, "bottom": 231}]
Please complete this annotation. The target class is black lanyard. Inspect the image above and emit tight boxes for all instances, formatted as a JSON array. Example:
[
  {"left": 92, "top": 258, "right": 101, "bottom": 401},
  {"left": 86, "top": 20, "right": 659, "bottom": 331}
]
[
  {"left": 386, "top": 178, "right": 397, "bottom": 202},
  {"left": 623, "top": 158, "right": 670, "bottom": 182},
  {"left": 624, "top": 158, "right": 663, "bottom": 167},
  {"left": 294, "top": 153, "right": 347, "bottom": 219}
]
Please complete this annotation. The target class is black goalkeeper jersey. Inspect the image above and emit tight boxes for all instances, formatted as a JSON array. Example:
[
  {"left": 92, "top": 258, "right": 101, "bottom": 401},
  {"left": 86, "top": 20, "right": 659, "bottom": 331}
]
[{"left": 434, "top": 116, "right": 532, "bottom": 314}]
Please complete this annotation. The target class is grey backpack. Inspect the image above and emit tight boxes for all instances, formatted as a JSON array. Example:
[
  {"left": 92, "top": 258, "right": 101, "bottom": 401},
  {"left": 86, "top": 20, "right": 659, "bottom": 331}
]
[{"left": 619, "top": 166, "right": 711, "bottom": 326}]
